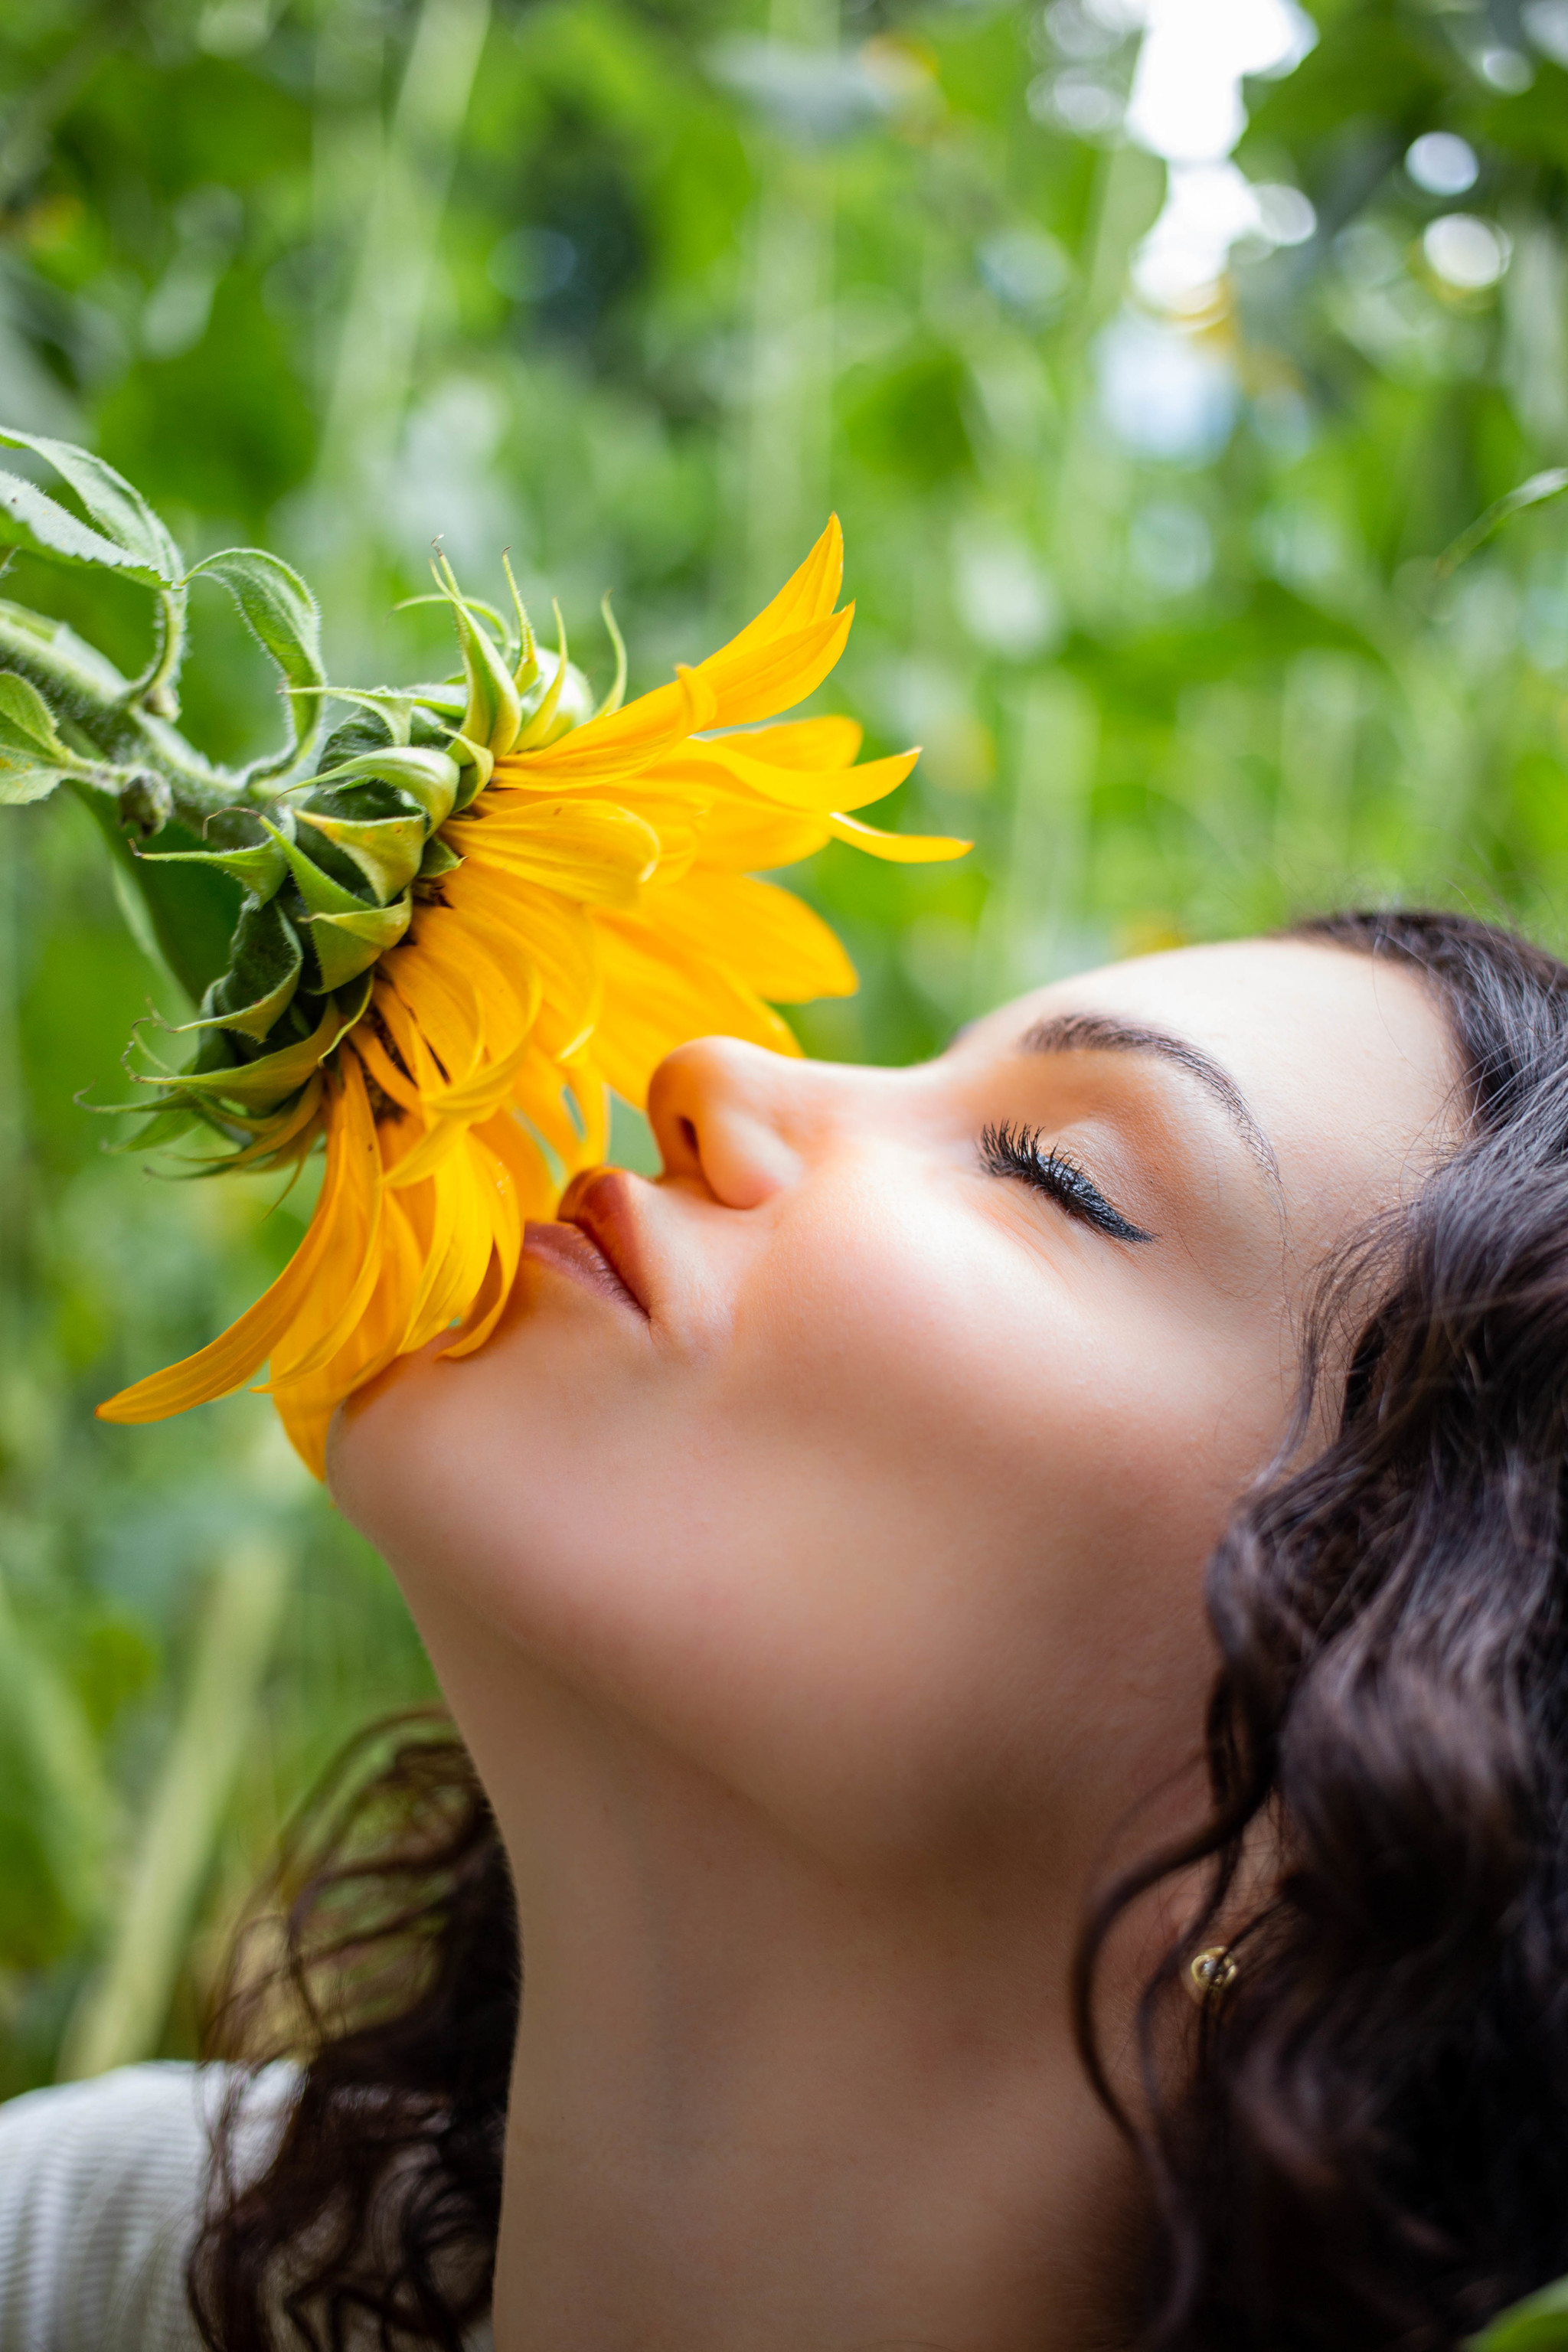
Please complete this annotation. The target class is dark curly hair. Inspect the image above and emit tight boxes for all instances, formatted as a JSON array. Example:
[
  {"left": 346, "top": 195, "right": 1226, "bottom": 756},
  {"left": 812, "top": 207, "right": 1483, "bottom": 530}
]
[
  {"left": 188, "top": 1713, "right": 518, "bottom": 2351},
  {"left": 191, "top": 907, "right": 1568, "bottom": 2352}
]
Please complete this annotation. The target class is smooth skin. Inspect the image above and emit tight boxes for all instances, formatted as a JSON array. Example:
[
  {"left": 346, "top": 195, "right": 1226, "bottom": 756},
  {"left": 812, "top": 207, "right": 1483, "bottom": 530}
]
[{"left": 330, "top": 937, "right": 1459, "bottom": 2352}]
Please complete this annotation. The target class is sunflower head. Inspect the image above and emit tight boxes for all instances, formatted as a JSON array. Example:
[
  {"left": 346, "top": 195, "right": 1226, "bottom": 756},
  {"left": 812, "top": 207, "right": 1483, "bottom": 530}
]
[{"left": 0, "top": 442, "right": 968, "bottom": 1475}]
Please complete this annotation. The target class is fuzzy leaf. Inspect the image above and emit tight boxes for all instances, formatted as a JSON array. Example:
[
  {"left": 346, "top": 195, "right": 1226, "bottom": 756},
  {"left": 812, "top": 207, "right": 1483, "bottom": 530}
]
[
  {"left": 0, "top": 666, "right": 76, "bottom": 800},
  {"left": 187, "top": 549, "right": 325, "bottom": 776},
  {"left": 0, "top": 761, "right": 72, "bottom": 806},
  {"left": 0, "top": 670, "right": 69, "bottom": 759},
  {"left": 0, "top": 470, "right": 169, "bottom": 586},
  {"left": 0, "top": 426, "right": 182, "bottom": 583}
]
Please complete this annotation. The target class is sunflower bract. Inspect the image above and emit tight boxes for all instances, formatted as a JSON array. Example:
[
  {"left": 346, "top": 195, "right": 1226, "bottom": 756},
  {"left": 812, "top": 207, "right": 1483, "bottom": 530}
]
[{"left": 93, "top": 519, "right": 968, "bottom": 1475}]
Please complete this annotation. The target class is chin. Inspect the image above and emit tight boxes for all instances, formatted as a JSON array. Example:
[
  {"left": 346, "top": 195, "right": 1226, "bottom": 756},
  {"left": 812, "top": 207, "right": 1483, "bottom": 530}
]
[{"left": 322, "top": 1263, "right": 612, "bottom": 1564}]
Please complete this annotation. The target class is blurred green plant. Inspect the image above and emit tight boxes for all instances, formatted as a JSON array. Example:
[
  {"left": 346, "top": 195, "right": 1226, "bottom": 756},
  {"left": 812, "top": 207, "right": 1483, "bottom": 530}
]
[
  {"left": 1, "top": 0, "right": 1566, "bottom": 2092},
  {"left": 1475, "top": 2272, "right": 1568, "bottom": 2352}
]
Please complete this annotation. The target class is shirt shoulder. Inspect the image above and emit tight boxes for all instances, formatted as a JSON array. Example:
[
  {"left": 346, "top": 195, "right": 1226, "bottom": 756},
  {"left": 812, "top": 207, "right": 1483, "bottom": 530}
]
[{"left": 0, "top": 2060, "right": 298, "bottom": 2352}]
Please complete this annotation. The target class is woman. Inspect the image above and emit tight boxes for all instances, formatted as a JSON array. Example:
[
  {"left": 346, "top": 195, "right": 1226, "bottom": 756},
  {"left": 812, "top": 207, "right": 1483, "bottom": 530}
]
[{"left": 4, "top": 904, "right": 1567, "bottom": 2351}]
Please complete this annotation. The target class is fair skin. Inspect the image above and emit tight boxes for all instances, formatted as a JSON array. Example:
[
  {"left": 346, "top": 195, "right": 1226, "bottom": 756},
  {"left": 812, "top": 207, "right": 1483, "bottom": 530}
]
[{"left": 329, "top": 937, "right": 1458, "bottom": 2352}]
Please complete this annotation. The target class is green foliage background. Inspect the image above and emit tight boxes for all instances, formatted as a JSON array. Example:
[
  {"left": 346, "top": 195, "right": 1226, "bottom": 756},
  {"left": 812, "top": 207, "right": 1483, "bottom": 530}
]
[{"left": 0, "top": 0, "right": 1565, "bottom": 2092}]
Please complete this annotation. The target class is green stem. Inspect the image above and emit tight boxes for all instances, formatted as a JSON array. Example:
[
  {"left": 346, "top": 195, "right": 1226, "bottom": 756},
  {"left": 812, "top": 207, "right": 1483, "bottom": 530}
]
[
  {"left": 0, "top": 599, "right": 241, "bottom": 833},
  {"left": 129, "top": 586, "right": 190, "bottom": 720}
]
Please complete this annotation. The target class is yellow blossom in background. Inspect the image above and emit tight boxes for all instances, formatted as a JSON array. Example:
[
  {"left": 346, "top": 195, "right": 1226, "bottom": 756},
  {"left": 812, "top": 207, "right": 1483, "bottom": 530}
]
[{"left": 96, "top": 520, "right": 967, "bottom": 1475}]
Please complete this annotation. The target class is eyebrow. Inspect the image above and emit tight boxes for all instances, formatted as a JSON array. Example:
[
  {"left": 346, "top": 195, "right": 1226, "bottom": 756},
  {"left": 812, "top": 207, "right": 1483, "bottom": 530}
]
[{"left": 1017, "top": 1011, "right": 1282, "bottom": 1187}]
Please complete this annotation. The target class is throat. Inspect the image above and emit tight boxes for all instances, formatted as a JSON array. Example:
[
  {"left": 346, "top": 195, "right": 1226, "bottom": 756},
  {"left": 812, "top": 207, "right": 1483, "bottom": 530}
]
[{"left": 472, "top": 1687, "right": 1145, "bottom": 2352}]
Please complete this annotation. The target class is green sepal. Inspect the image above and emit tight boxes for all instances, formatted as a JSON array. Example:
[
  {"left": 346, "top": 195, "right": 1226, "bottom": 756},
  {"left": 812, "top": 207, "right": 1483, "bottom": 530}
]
[
  {"left": 417, "top": 834, "right": 463, "bottom": 880},
  {"left": 136, "top": 835, "right": 290, "bottom": 902},
  {"left": 146, "top": 975, "right": 373, "bottom": 1116},
  {"left": 97, "top": 1104, "right": 207, "bottom": 1154},
  {"left": 514, "top": 635, "right": 596, "bottom": 750},
  {"left": 291, "top": 684, "right": 417, "bottom": 750},
  {"left": 437, "top": 555, "right": 522, "bottom": 756},
  {"left": 307, "top": 896, "right": 412, "bottom": 991},
  {"left": 503, "top": 552, "right": 538, "bottom": 693},
  {"left": 179, "top": 893, "right": 303, "bottom": 1044},
  {"left": 593, "top": 592, "right": 628, "bottom": 718},
  {"left": 295, "top": 811, "right": 426, "bottom": 903},
  {"left": 396, "top": 591, "right": 512, "bottom": 642},
  {"left": 260, "top": 817, "right": 371, "bottom": 916},
  {"left": 286, "top": 744, "right": 462, "bottom": 831}
]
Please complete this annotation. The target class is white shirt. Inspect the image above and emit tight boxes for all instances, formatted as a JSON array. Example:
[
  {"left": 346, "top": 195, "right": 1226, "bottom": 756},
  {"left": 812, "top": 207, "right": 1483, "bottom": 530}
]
[{"left": 0, "top": 2063, "right": 493, "bottom": 2351}]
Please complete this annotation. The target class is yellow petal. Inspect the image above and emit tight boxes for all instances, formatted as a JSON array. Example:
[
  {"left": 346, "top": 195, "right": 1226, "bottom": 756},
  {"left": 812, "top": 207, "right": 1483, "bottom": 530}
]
[
  {"left": 656, "top": 740, "right": 919, "bottom": 815},
  {"left": 96, "top": 1064, "right": 371, "bottom": 1421},
  {"left": 446, "top": 871, "right": 599, "bottom": 1060},
  {"left": 645, "top": 874, "right": 858, "bottom": 1001},
  {"left": 498, "top": 662, "right": 717, "bottom": 787},
  {"left": 264, "top": 1058, "right": 388, "bottom": 1384},
  {"left": 705, "top": 518, "right": 843, "bottom": 665},
  {"left": 592, "top": 916, "right": 801, "bottom": 1106},
  {"left": 688, "top": 800, "right": 830, "bottom": 874},
  {"left": 694, "top": 607, "right": 854, "bottom": 730},
  {"left": 446, "top": 799, "right": 659, "bottom": 905},
  {"left": 827, "top": 812, "right": 972, "bottom": 863},
  {"left": 730, "top": 714, "right": 864, "bottom": 769}
]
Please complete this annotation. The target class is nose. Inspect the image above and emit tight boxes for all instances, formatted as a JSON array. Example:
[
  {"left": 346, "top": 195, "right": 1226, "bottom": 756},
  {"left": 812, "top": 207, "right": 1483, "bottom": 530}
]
[{"left": 647, "top": 1037, "right": 835, "bottom": 1209}]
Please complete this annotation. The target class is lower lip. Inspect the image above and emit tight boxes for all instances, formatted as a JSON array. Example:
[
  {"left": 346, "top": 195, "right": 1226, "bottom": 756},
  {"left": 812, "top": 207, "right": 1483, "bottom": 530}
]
[{"left": 522, "top": 1220, "right": 644, "bottom": 1315}]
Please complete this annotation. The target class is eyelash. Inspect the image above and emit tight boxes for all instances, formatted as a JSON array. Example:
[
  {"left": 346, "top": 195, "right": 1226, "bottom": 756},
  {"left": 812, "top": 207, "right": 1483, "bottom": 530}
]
[{"left": 979, "top": 1119, "right": 1154, "bottom": 1245}]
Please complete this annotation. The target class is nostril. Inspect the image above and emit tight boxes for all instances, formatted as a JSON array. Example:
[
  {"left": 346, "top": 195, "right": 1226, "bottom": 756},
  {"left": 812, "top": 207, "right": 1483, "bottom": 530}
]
[{"left": 678, "top": 1116, "right": 699, "bottom": 1159}]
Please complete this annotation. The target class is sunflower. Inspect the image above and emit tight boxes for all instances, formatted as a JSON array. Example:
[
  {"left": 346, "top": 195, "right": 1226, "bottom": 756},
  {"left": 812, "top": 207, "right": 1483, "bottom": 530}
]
[{"left": 96, "top": 520, "right": 966, "bottom": 1475}]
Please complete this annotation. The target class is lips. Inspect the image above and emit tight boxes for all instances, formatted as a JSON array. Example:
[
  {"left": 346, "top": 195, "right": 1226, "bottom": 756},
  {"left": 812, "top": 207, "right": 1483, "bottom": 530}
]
[{"left": 521, "top": 1167, "right": 652, "bottom": 1318}]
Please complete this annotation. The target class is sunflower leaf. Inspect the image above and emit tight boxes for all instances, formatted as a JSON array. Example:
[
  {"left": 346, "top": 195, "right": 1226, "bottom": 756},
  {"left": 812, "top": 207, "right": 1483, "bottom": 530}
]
[
  {"left": 0, "top": 469, "right": 171, "bottom": 585},
  {"left": 0, "top": 669, "right": 69, "bottom": 757},
  {"left": 0, "top": 426, "right": 183, "bottom": 583},
  {"left": 187, "top": 549, "right": 325, "bottom": 781},
  {"left": 0, "top": 670, "right": 77, "bottom": 802},
  {"left": 0, "top": 760, "right": 74, "bottom": 806}
]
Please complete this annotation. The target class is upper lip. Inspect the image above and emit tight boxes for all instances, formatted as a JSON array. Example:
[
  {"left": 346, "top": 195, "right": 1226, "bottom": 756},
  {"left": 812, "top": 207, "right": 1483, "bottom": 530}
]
[{"left": 557, "top": 1167, "right": 654, "bottom": 1316}]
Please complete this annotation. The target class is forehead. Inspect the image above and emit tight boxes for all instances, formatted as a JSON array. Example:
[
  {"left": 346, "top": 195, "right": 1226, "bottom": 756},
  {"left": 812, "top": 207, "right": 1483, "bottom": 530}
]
[{"left": 960, "top": 936, "right": 1460, "bottom": 1229}]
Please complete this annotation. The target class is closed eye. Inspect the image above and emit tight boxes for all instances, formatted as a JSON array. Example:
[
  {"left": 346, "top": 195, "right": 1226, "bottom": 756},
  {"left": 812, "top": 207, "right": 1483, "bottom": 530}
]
[{"left": 979, "top": 1119, "right": 1155, "bottom": 1245}]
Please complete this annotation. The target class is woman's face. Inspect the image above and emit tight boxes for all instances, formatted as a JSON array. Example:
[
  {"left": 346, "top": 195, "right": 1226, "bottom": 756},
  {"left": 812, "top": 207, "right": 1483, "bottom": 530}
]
[{"left": 331, "top": 939, "right": 1455, "bottom": 1873}]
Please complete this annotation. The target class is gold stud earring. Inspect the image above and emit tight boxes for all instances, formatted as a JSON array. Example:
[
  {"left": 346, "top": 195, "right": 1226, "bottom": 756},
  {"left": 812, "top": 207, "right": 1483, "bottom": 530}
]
[{"left": 1184, "top": 1945, "right": 1238, "bottom": 2007}]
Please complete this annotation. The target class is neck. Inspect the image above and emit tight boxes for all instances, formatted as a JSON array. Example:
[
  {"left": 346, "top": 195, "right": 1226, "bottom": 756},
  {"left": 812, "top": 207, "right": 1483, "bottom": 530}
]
[{"left": 434, "top": 1639, "right": 1145, "bottom": 2352}]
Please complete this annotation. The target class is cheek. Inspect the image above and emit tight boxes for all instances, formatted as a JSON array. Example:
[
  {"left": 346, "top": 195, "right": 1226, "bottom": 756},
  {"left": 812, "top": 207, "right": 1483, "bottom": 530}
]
[
  {"left": 683, "top": 1178, "right": 1282, "bottom": 1843},
  {"left": 332, "top": 1174, "right": 1289, "bottom": 1869}
]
